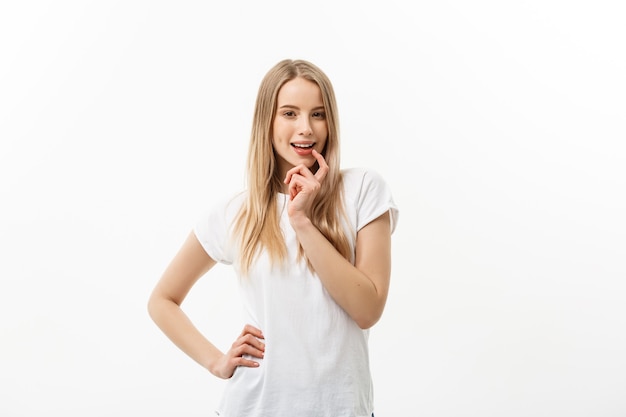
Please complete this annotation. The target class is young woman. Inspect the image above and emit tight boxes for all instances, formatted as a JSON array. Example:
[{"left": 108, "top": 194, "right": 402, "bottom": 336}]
[{"left": 148, "top": 59, "right": 399, "bottom": 416}]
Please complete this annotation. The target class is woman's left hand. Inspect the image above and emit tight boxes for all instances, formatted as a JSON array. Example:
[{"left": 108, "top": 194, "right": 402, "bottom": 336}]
[{"left": 284, "top": 149, "right": 328, "bottom": 220}]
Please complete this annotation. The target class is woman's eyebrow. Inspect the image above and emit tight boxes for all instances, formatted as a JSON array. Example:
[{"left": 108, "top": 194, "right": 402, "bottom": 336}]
[{"left": 278, "top": 105, "right": 325, "bottom": 111}]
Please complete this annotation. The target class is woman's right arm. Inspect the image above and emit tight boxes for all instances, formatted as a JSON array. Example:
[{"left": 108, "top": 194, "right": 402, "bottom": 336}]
[{"left": 147, "top": 231, "right": 265, "bottom": 379}]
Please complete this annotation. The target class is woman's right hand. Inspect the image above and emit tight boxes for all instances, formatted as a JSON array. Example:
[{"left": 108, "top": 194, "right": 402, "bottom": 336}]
[{"left": 210, "top": 324, "right": 265, "bottom": 379}]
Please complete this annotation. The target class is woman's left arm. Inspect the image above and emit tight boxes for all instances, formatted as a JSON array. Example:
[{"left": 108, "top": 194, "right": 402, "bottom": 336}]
[
  {"left": 285, "top": 150, "right": 392, "bottom": 329},
  {"left": 290, "top": 210, "right": 392, "bottom": 329}
]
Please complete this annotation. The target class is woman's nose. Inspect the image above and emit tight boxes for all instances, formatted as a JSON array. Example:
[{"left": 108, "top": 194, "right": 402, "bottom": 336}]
[{"left": 298, "top": 117, "right": 313, "bottom": 136}]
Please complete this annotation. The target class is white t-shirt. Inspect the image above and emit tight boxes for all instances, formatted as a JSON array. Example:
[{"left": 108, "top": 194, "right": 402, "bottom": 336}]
[{"left": 194, "top": 167, "right": 398, "bottom": 417}]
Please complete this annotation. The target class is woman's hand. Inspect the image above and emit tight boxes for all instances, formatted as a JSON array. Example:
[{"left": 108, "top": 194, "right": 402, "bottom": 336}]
[
  {"left": 210, "top": 324, "right": 265, "bottom": 379},
  {"left": 284, "top": 149, "right": 329, "bottom": 221}
]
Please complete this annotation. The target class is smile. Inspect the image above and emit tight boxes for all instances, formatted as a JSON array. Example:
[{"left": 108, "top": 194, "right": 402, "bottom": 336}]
[{"left": 291, "top": 143, "right": 315, "bottom": 149}]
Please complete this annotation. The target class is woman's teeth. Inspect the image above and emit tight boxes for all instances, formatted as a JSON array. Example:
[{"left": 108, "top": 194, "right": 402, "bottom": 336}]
[{"left": 292, "top": 143, "right": 314, "bottom": 148}]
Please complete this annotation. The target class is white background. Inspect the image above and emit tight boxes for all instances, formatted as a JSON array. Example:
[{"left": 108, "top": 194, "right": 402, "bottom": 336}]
[{"left": 1, "top": 1, "right": 625, "bottom": 416}]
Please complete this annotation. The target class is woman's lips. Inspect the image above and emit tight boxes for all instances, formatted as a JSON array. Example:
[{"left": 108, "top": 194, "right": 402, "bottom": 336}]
[{"left": 291, "top": 143, "right": 315, "bottom": 156}]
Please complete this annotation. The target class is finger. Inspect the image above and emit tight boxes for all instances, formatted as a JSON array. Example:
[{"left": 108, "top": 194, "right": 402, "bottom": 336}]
[
  {"left": 284, "top": 164, "right": 314, "bottom": 184},
  {"left": 234, "top": 343, "right": 265, "bottom": 359},
  {"left": 284, "top": 165, "right": 300, "bottom": 184},
  {"left": 288, "top": 173, "right": 313, "bottom": 200},
  {"left": 232, "top": 331, "right": 266, "bottom": 354},
  {"left": 312, "top": 150, "right": 329, "bottom": 181},
  {"left": 288, "top": 175, "right": 301, "bottom": 200},
  {"left": 228, "top": 344, "right": 265, "bottom": 362},
  {"left": 240, "top": 324, "right": 264, "bottom": 339},
  {"left": 235, "top": 356, "right": 261, "bottom": 368},
  {"left": 241, "top": 333, "right": 266, "bottom": 352},
  {"left": 285, "top": 165, "right": 304, "bottom": 184}
]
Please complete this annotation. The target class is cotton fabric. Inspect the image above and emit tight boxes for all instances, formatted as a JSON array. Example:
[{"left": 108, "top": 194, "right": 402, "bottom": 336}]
[{"left": 194, "top": 168, "right": 398, "bottom": 417}]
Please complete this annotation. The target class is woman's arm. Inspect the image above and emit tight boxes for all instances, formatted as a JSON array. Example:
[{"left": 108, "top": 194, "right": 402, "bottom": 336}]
[
  {"left": 285, "top": 150, "right": 393, "bottom": 329},
  {"left": 147, "top": 231, "right": 265, "bottom": 378},
  {"left": 290, "top": 211, "right": 392, "bottom": 329}
]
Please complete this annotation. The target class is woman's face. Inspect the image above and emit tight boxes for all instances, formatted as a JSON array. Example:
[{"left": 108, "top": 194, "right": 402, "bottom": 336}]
[{"left": 272, "top": 77, "right": 328, "bottom": 180}]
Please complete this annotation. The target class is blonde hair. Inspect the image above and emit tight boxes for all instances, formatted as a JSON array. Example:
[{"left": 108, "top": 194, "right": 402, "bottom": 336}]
[{"left": 233, "top": 59, "right": 351, "bottom": 274}]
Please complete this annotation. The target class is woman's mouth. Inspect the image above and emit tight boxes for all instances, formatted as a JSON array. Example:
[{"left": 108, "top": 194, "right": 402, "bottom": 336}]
[
  {"left": 291, "top": 143, "right": 315, "bottom": 149},
  {"left": 291, "top": 142, "right": 315, "bottom": 155}
]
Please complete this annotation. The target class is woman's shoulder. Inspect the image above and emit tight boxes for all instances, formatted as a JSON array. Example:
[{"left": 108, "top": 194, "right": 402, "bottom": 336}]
[
  {"left": 341, "top": 167, "right": 399, "bottom": 232},
  {"left": 199, "top": 190, "right": 247, "bottom": 221},
  {"left": 341, "top": 167, "right": 389, "bottom": 191}
]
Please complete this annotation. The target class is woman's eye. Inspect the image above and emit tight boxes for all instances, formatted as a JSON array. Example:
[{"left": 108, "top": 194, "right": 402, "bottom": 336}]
[
  {"left": 312, "top": 112, "right": 326, "bottom": 119},
  {"left": 283, "top": 111, "right": 295, "bottom": 117}
]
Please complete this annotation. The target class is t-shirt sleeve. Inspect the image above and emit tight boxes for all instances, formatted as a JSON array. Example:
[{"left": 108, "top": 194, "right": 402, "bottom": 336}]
[
  {"left": 193, "top": 195, "right": 239, "bottom": 265},
  {"left": 355, "top": 169, "right": 399, "bottom": 233}
]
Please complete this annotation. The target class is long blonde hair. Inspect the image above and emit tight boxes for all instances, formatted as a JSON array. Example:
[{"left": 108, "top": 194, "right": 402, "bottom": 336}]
[{"left": 233, "top": 59, "right": 351, "bottom": 274}]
